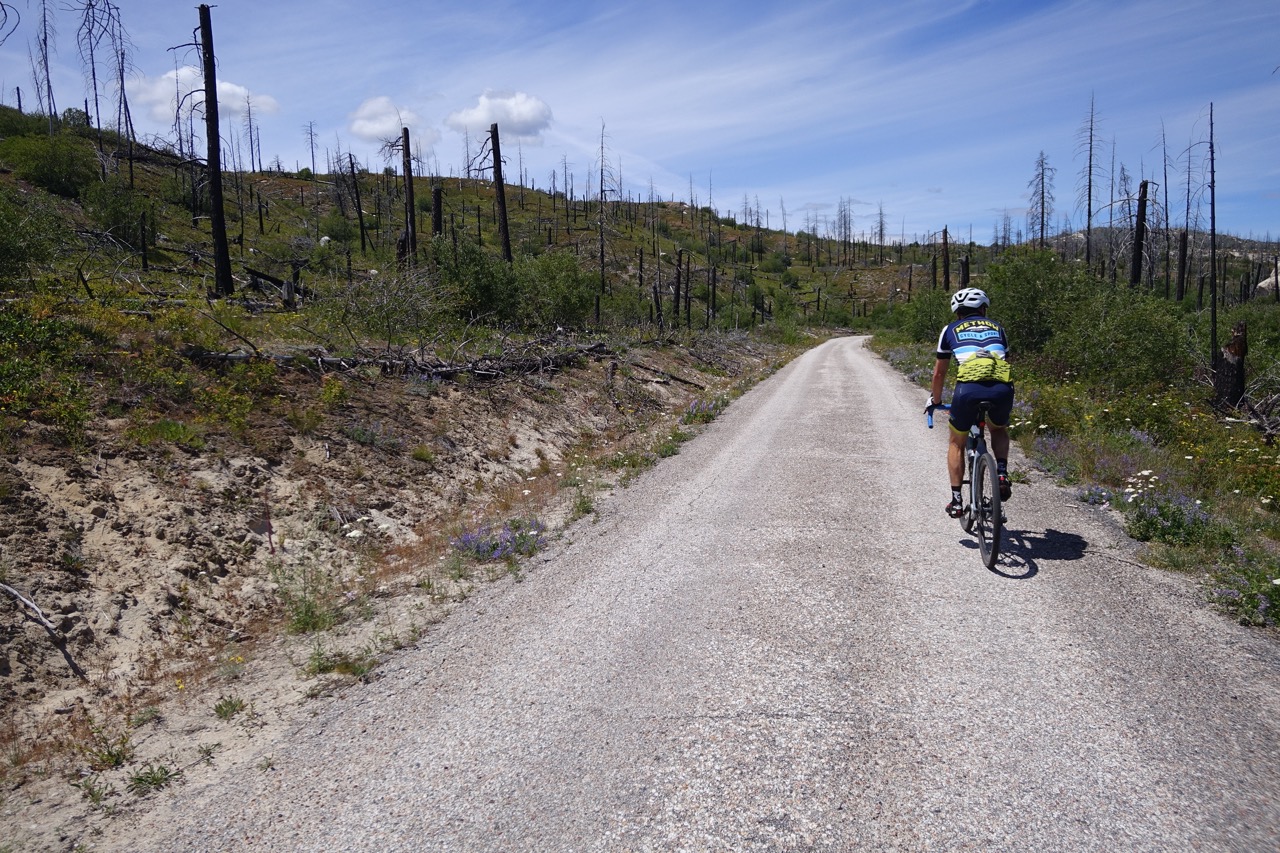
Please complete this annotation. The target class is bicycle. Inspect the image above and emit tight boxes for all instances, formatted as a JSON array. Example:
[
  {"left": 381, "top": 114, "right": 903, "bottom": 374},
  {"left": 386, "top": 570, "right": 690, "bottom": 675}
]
[{"left": 926, "top": 402, "right": 1003, "bottom": 568}]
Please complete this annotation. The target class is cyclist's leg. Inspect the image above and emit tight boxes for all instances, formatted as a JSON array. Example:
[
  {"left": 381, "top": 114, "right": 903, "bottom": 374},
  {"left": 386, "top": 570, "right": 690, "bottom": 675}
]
[
  {"left": 947, "top": 429, "right": 966, "bottom": 490},
  {"left": 982, "top": 383, "right": 1016, "bottom": 499},
  {"left": 946, "top": 386, "right": 981, "bottom": 517}
]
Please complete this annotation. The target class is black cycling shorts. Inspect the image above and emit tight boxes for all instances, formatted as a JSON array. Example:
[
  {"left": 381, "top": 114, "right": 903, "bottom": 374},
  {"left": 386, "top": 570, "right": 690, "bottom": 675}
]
[{"left": 950, "top": 381, "right": 1014, "bottom": 434}]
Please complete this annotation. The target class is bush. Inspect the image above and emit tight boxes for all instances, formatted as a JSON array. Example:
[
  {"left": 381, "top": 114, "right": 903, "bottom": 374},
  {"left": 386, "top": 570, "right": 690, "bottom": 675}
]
[
  {"left": 1046, "top": 287, "right": 1192, "bottom": 392},
  {"left": 434, "top": 237, "right": 520, "bottom": 324},
  {"left": 0, "top": 106, "right": 51, "bottom": 137},
  {"left": 0, "top": 133, "right": 98, "bottom": 198},
  {"left": 320, "top": 209, "right": 356, "bottom": 245},
  {"left": 1209, "top": 547, "right": 1280, "bottom": 627},
  {"left": 0, "top": 184, "right": 62, "bottom": 284},
  {"left": 1123, "top": 489, "right": 1233, "bottom": 548},
  {"left": 902, "top": 285, "right": 951, "bottom": 344},
  {"left": 83, "top": 176, "right": 154, "bottom": 250},
  {"left": 514, "top": 251, "right": 595, "bottom": 328},
  {"left": 983, "top": 248, "right": 1090, "bottom": 354}
]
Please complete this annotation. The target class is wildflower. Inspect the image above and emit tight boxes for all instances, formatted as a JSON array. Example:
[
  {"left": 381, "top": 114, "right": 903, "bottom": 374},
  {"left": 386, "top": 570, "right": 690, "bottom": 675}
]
[
  {"left": 1038, "top": 424, "right": 1049, "bottom": 430},
  {"left": 522, "top": 489, "right": 531, "bottom": 495}
]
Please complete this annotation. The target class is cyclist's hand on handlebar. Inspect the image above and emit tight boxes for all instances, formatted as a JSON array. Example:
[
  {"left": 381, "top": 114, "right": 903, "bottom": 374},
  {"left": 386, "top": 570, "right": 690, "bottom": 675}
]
[{"left": 924, "top": 395, "right": 936, "bottom": 414}]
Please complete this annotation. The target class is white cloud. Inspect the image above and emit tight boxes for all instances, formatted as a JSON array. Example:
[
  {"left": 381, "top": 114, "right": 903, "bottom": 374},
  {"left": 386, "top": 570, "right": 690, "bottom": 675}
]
[
  {"left": 445, "top": 91, "right": 552, "bottom": 142},
  {"left": 126, "top": 66, "right": 278, "bottom": 125},
  {"left": 350, "top": 96, "right": 422, "bottom": 142}
]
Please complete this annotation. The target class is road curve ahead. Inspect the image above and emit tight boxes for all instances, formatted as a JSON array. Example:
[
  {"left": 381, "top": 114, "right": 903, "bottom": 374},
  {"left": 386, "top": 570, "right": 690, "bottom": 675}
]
[{"left": 121, "top": 336, "right": 1280, "bottom": 852}]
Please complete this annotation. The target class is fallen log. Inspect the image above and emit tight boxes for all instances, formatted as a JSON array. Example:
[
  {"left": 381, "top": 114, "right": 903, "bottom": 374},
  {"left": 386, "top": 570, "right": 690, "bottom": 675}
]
[
  {"left": 182, "top": 341, "right": 610, "bottom": 383},
  {"left": 626, "top": 360, "right": 706, "bottom": 390}
]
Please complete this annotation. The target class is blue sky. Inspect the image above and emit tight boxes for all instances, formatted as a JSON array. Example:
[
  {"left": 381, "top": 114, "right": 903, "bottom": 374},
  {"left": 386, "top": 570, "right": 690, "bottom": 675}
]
[{"left": 1, "top": 0, "right": 1277, "bottom": 241}]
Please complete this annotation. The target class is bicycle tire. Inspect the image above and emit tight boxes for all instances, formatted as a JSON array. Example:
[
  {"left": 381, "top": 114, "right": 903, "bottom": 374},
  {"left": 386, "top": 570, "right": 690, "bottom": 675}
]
[
  {"left": 974, "top": 452, "right": 1002, "bottom": 567},
  {"left": 960, "top": 445, "right": 976, "bottom": 534}
]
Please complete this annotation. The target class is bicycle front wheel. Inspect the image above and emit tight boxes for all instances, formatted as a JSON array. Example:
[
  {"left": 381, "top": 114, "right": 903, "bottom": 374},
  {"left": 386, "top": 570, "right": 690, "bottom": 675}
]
[{"left": 974, "top": 452, "right": 1002, "bottom": 567}]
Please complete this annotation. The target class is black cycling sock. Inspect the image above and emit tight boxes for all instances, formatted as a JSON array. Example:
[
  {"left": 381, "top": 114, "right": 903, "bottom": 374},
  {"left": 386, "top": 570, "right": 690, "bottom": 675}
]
[
  {"left": 996, "top": 460, "right": 1008, "bottom": 474},
  {"left": 951, "top": 488, "right": 963, "bottom": 503}
]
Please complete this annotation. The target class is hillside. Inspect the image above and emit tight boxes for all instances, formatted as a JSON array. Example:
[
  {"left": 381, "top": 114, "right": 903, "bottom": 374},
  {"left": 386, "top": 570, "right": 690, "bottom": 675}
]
[{"left": 0, "top": 112, "right": 837, "bottom": 845}]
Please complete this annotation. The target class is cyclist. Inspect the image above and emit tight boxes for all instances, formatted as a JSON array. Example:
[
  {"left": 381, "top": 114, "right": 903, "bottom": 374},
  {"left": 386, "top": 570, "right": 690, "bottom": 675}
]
[{"left": 926, "top": 287, "right": 1014, "bottom": 518}]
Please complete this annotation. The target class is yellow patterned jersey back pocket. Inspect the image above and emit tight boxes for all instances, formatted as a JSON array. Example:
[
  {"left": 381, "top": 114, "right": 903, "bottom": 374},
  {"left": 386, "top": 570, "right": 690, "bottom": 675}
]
[{"left": 957, "top": 352, "right": 1011, "bottom": 383}]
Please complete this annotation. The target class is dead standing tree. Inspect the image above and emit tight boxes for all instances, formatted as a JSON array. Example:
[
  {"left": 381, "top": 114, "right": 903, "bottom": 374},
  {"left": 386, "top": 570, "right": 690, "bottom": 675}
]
[
  {"left": 402, "top": 127, "right": 418, "bottom": 263},
  {"left": 490, "top": 123, "right": 513, "bottom": 263},
  {"left": 1027, "top": 150, "right": 1056, "bottom": 249},
  {"left": 1128, "top": 179, "right": 1149, "bottom": 287},
  {"left": 380, "top": 127, "right": 419, "bottom": 268},
  {"left": 198, "top": 4, "right": 233, "bottom": 297},
  {"left": 468, "top": 125, "right": 514, "bottom": 263}
]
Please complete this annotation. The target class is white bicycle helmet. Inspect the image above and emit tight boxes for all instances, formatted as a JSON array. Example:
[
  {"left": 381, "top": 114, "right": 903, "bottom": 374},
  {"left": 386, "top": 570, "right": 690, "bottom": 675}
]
[{"left": 950, "top": 287, "right": 990, "bottom": 314}]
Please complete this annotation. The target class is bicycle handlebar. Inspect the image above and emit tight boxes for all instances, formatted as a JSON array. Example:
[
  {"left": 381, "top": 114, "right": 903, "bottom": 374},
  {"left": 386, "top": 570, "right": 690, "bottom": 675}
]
[{"left": 925, "top": 402, "right": 951, "bottom": 429}]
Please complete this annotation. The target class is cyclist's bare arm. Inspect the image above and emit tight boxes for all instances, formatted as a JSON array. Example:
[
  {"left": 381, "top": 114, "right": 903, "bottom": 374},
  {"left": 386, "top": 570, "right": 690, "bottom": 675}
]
[{"left": 929, "top": 356, "right": 948, "bottom": 406}]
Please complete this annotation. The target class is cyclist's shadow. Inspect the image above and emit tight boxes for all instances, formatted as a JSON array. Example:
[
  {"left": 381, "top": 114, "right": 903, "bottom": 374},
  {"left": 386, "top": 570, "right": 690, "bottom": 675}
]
[{"left": 962, "top": 527, "right": 1088, "bottom": 579}]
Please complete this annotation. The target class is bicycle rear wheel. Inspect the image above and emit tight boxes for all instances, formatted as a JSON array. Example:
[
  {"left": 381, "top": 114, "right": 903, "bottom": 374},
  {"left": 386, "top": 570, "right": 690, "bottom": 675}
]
[
  {"left": 974, "top": 452, "right": 1002, "bottom": 567},
  {"left": 960, "top": 448, "right": 976, "bottom": 534}
]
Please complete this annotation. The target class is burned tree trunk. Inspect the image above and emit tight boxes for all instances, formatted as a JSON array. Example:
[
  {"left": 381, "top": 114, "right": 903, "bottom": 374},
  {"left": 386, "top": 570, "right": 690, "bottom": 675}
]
[
  {"left": 942, "top": 226, "right": 951, "bottom": 290},
  {"left": 432, "top": 182, "right": 443, "bottom": 237},
  {"left": 349, "top": 153, "right": 367, "bottom": 254},
  {"left": 401, "top": 126, "right": 417, "bottom": 266},
  {"left": 674, "top": 248, "right": 683, "bottom": 325},
  {"left": 1175, "top": 229, "right": 1189, "bottom": 301},
  {"left": 1129, "top": 179, "right": 1149, "bottom": 287},
  {"left": 1214, "top": 321, "right": 1247, "bottom": 409},
  {"left": 490, "top": 124, "right": 513, "bottom": 263},
  {"left": 199, "top": 5, "right": 234, "bottom": 298}
]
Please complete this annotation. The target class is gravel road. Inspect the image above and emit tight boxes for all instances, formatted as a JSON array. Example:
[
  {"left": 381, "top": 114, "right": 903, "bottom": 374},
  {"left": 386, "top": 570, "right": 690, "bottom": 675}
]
[{"left": 115, "top": 336, "right": 1280, "bottom": 851}]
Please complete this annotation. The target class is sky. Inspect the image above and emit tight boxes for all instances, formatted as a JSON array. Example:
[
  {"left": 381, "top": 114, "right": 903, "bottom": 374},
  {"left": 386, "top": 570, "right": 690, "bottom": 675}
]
[{"left": 1, "top": 0, "right": 1278, "bottom": 242}]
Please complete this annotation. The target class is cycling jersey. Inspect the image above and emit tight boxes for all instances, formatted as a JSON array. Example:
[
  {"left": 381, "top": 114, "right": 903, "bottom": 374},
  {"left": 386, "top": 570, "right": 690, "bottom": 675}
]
[{"left": 936, "top": 316, "right": 1011, "bottom": 384}]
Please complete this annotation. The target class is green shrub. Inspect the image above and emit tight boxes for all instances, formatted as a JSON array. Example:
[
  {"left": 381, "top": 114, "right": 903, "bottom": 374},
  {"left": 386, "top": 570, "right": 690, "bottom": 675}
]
[
  {"left": 0, "top": 309, "right": 91, "bottom": 440},
  {"left": 1047, "top": 288, "right": 1191, "bottom": 391},
  {"left": 515, "top": 250, "right": 595, "bottom": 328},
  {"left": 433, "top": 236, "right": 520, "bottom": 323},
  {"left": 320, "top": 209, "right": 356, "bottom": 245},
  {"left": 0, "top": 105, "right": 50, "bottom": 137},
  {"left": 902, "top": 285, "right": 951, "bottom": 343},
  {"left": 0, "top": 133, "right": 98, "bottom": 198},
  {"left": 1209, "top": 547, "right": 1280, "bottom": 627},
  {"left": 983, "top": 248, "right": 1090, "bottom": 354},
  {"left": 1124, "top": 492, "right": 1232, "bottom": 548},
  {"left": 83, "top": 176, "right": 155, "bottom": 250},
  {"left": 0, "top": 184, "right": 62, "bottom": 283}
]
